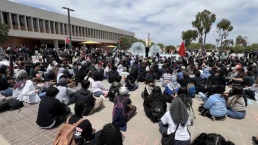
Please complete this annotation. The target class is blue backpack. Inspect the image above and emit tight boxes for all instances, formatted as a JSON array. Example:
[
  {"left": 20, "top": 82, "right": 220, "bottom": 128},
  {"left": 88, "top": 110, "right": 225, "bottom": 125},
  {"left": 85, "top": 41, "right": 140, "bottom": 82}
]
[
  {"left": 187, "top": 84, "right": 196, "bottom": 98},
  {"left": 112, "top": 97, "right": 127, "bottom": 128}
]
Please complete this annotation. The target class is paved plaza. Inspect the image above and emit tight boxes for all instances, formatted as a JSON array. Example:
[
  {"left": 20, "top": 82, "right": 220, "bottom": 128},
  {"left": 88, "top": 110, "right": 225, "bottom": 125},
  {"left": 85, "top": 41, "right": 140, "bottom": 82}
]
[{"left": 0, "top": 79, "right": 258, "bottom": 145}]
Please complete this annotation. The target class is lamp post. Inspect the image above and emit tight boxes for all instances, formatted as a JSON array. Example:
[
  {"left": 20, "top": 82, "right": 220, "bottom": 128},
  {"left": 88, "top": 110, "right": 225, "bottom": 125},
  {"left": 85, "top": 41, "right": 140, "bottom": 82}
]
[
  {"left": 62, "top": 7, "right": 74, "bottom": 49},
  {"left": 147, "top": 33, "right": 150, "bottom": 47}
]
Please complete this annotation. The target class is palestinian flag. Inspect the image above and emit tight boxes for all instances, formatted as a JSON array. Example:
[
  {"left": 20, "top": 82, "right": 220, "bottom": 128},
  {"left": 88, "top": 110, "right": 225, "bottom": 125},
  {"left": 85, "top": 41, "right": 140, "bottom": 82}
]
[
  {"left": 65, "top": 37, "right": 72, "bottom": 47},
  {"left": 112, "top": 44, "right": 120, "bottom": 53}
]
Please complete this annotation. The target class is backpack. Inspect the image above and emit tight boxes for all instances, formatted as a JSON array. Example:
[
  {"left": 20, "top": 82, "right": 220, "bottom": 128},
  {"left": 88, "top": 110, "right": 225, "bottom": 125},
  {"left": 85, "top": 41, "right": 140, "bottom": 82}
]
[
  {"left": 112, "top": 97, "right": 127, "bottom": 127},
  {"left": 198, "top": 78, "right": 212, "bottom": 92},
  {"left": 53, "top": 116, "right": 85, "bottom": 145},
  {"left": 108, "top": 83, "right": 121, "bottom": 102},
  {"left": 0, "top": 101, "right": 9, "bottom": 112},
  {"left": 151, "top": 100, "right": 165, "bottom": 122},
  {"left": 187, "top": 84, "right": 196, "bottom": 98},
  {"left": 6, "top": 99, "right": 24, "bottom": 110}
]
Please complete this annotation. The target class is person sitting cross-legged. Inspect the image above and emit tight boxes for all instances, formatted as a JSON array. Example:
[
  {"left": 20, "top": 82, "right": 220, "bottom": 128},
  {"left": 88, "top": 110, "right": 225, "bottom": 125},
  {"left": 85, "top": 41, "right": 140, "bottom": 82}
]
[
  {"left": 74, "top": 80, "right": 104, "bottom": 116},
  {"left": 112, "top": 86, "right": 137, "bottom": 131},
  {"left": 36, "top": 86, "right": 70, "bottom": 129}
]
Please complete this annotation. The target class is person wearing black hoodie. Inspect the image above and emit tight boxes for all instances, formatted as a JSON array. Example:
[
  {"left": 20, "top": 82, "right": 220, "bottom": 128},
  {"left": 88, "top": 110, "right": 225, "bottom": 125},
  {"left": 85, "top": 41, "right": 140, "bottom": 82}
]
[
  {"left": 138, "top": 64, "right": 146, "bottom": 82},
  {"left": 143, "top": 86, "right": 167, "bottom": 121},
  {"left": 36, "top": 86, "right": 70, "bottom": 129},
  {"left": 74, "top": 80, "right": 104, "bottom": 116},
  {"left": 108, "top": 66, "right": 119, "bottom": 83}
]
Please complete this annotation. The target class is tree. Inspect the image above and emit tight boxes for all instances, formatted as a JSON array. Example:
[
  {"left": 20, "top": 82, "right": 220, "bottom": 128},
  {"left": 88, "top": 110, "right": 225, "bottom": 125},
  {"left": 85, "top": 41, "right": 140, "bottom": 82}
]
[
  {"left": 231, "top": 45, "right": 245, "bottom": 53},
  {"left": 0, "top": 22, "right": 9, "bottom": 44},
  {"left": 181, "top": 30, "right": 198, "bottom": 46},
  {"left": 157, "top": 43, "right": 165, "bottom": 49},
  {"left": 222, "top": 39, "right": 234, "bottom": 49},
  {"left": 165, "top": 45, "right": 176, "bottom": 53},
  {"left": 119, "top": 36, "right": 132, "bottom": 49},
  {"left": 205, "top": 43, "right": 216, "bottom": 50},
  {"left": 192, "top": 9, "right": 216, "bottom": 49},
  {"left": 236, "top": 35, "right": 247, "bottom": 46},
  {"left": 189, "top": 43, "right": 202, "bottom": 50},
  {"left": 216, "top": 19, "right": 234, "bottom": 47}
]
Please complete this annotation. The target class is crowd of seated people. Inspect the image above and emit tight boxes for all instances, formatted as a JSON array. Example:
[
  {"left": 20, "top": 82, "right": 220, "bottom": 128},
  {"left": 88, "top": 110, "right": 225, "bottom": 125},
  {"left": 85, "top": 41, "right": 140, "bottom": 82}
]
[{"left": 2, "top": 46, "right": 258, "bottom": 145}]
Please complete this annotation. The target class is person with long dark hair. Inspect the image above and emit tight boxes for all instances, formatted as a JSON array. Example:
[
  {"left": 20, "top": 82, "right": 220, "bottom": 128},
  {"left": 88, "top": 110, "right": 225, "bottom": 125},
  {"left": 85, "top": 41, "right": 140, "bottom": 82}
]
[
  {"left": 191, "top": 133, "right": 235, "bottom": 145},
  {"left": 143, "top": 86, "right": 167, "bottom": 121},
  {"left": 226, "top": 86, "right": 247, "bottom": 119}
]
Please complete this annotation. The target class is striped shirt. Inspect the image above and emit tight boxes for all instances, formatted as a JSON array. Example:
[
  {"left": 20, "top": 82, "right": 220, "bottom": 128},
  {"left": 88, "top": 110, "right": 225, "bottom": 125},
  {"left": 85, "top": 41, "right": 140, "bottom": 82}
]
[{"left": 162, "top": 73, "right": 172, "bottom": 81}]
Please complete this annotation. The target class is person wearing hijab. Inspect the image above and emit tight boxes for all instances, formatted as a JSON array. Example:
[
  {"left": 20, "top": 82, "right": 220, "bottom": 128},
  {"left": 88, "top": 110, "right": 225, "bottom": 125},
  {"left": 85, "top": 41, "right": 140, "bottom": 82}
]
[
  {"left": 159, "top": 97, "right": 191, "bottom": 145},
  {"left": 200, "top": 67, "right": 211, "bottom": 79},
  {"left": 13, "top": 70, "right": 28, "bottom": 98},
  {"left": 163, "top": 75, "right": 181, "bottom": 103}
]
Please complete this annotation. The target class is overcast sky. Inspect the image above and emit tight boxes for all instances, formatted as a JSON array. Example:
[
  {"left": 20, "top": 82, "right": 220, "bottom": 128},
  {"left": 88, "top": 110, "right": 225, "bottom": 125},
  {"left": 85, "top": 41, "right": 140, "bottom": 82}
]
[{"left": 10, "top": 0, "right": 258, "bottom": 46}]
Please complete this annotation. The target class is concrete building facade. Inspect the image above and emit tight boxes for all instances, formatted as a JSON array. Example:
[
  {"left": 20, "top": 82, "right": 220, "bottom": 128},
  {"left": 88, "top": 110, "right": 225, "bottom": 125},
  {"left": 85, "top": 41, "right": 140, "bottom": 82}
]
[{"left": 0, "top": 0, "right": 135, "bottom": 49}]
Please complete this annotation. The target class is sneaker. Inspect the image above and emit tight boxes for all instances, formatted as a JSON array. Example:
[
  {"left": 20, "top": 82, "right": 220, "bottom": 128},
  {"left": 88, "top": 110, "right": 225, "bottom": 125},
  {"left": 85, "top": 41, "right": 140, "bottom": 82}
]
[
  {"left": 210, "top": 116, "right": 215, "bottom": 121},
  {"left": 252, "top": 136, "right": 258, "bottom": 144}
]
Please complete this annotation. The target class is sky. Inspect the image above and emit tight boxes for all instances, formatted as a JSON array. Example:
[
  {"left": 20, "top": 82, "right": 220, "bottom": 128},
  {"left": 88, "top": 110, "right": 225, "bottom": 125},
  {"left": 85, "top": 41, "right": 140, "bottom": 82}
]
[{"left": 10, "top": 0, "right": 258, "bottom": 46}]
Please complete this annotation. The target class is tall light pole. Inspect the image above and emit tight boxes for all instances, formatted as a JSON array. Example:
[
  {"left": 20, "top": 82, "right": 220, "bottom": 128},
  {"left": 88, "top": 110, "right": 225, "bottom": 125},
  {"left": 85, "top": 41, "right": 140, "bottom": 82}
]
[
  {"left": 62, "top": 7, "right": 74, "bottom": 49},
  {"left": 148, "top": 33, "right": 150, "bottom": 47}
]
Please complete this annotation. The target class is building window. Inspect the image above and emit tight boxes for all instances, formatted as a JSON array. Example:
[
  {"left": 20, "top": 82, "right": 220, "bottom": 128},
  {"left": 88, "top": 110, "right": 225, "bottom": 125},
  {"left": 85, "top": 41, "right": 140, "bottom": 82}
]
[
  {"left": 26, "top": 17, "right": 32, "bottom": 27},
  {"left": 50, "top": 21, "right": 54, "bottom": 30},
  {"left": 45, "top": 20, "right": 49, "bottom": 30},
  {"left": 39, "top": 19, "right": 43, "bottom": 29},
  {"left": 19, "top": 15, "right": 25, "bottom": 26},
  {"left": 72, "top": 25, "right": 75, "bottom": 36},
  {"left": 64, "top": 24, "right": 67, "bottom": 35},
  {"left": 33, "top": 18, "right": 37, "bottom": 28},
  {"left": 2, "top": 12, "right": 9, "bottom": 26},
  {"left": 11, "top": 14, "right": 17, "bottom": 26},
  {"left": 60, "top": 23, "right": 63, "bottom": 34}
]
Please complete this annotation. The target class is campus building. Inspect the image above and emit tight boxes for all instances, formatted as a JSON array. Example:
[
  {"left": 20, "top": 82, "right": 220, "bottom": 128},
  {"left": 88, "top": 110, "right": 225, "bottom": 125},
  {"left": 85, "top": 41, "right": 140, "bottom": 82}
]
[{"left": 0, "top": 0, "right": 135, "bottom": 49}]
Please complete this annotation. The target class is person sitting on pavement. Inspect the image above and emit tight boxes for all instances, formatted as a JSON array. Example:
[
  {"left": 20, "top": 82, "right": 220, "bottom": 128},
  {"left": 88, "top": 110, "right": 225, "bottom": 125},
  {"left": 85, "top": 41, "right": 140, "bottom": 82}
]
[
  {"left": 12, "top": 70, "right": 28, "bottom": 98},
  {"left": 162, "top": 68, "right": 172, "bottom": 87},
  {"left": 67, "top": 101, "right": 96, "bottom": 145},
  {"left": 163, "top": 75, "right": 181, "bottom": 103},
  {"left": 36, "top": 86, "right": 70, "bottom": 129},
  {"left": 143, "top": 86, "right": 167, "bottom": 122},
  {"left": 198, "top": 92, "right": 227, "bottom": 121},
  {"left": 226, "top": 86, "right": 247, "bottom": 119},
  {"left": 142, "top": 77, "right": 155, "bottom": 99},
  {"left": 159, "top": 97, "right": 191, "bottom": 145},
  {"left": 191, "top": 133, "right": 235, "bottom": 145},
  {"left": 232, "top": 71, "right": 255, "bottom": 87},
  {"left": 179, "top": 72, "right": 195, "bottom": 87},
  {"left": 17, "top": 78, "right": 41, "bottom": 104},
  {"left": 108, "top": 65, "right": 119, "bottom": 83},
  {"left": 92, "top": 71, "right": 108, "bottom": 98},
  {"left": 125, "top": 73, "right": 138, "bottom": 91},
  {"left": 0, "top": 67, "right": 13, "bottom": 97},
  {"left": 108, "top": 75, "right": 122, "bottom": 102},
  {"left": 55, "top": 78, "right": 76, "bottom": 105},
  {"left": 92, "top": 123, "right": 123, "bottom": 145},
  {"left": 112, "top": 86, "right": 137, "bottom": 131},
  {"left": 74, "top": 80, "right": 104, "bottom": 116}
]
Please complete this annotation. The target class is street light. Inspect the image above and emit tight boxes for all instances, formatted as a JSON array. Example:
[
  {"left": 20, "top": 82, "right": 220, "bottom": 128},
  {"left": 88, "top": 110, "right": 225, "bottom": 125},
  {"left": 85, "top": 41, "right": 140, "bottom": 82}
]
[{"left": 62, "top": 7, "right": 74, "bottom": 49}]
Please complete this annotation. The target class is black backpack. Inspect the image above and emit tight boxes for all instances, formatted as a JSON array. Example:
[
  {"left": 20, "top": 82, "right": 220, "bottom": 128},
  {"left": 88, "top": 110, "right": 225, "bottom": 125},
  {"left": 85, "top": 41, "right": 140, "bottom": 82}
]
[
  {"left": 198, "top": 78, "right": 212, "bottom": 92},
  {"left": 6, "top": 99, "right": 24, "bottom": 110},
  {"left": 0, "top": 101, "right": 9, "bottom": 112},
  {"left": 151, "top": 100, "right": 165, "bottom": 122}
]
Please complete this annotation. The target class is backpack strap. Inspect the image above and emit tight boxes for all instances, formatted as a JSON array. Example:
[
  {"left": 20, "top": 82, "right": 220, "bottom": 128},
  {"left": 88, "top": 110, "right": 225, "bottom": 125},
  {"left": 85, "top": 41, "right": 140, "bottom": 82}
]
[
  {"left": 74, "top": 118, "right": 85, "bottom": 126},
  {"left": 66, "top": 116, "right": 71, "bottom": 124}
]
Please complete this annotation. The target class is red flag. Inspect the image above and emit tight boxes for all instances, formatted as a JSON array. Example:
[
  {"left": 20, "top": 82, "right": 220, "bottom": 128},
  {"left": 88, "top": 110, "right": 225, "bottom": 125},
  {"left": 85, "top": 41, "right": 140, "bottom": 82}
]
[
  {"left": 178, "top": 41, "right": 186, "bottom": 57},
  {"left": 65, "top": 37, "right": 70, "bottom": 44}
]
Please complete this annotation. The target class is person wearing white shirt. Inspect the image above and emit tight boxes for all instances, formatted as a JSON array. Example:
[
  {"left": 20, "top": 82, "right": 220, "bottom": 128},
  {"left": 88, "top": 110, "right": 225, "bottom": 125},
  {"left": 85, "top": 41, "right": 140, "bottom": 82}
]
[{"left": 159, "top": 97, "right": 191, "bottom": 145}]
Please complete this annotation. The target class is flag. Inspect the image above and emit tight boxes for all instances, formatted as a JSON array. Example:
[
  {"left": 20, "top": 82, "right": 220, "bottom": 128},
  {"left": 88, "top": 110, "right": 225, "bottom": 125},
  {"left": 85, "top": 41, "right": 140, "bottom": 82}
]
[
  {"left": 178, "top": 41, "right": 186, "bottom": 57},
  {"left": 65, "top": 37, "right": 71, "bottom": 47},
  {"left": 112, "top": 44, "right": 120, "bottom": 53}
]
